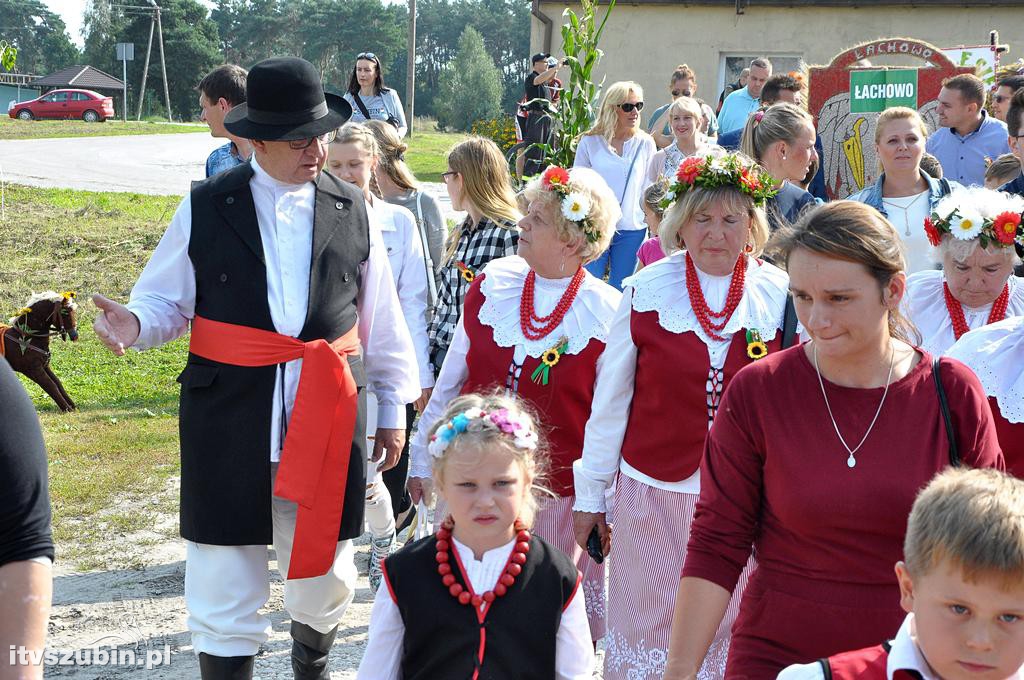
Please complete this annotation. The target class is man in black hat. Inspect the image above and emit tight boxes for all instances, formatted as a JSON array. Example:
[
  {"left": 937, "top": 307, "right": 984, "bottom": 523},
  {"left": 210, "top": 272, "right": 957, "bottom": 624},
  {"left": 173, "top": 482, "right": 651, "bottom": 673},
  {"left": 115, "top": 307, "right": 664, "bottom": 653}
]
[{"left": 92, "top": 56, "right": 418, "bottom": 680}]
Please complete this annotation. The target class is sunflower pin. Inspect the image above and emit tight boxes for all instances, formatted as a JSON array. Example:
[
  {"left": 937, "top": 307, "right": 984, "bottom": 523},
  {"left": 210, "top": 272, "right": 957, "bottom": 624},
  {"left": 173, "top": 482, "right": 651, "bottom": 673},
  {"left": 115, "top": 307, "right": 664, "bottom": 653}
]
[
  {"left": 455, "top": 261, "right": 475, "bottom": 283},
  {"left": 61, "top": 291, "right": 77, "bottom": 300},
  {"left": 746, "top": 329, "right": 768, "bottom": 360},
  {"left": 530, "top": 337, "right": 569, "bottom": 386}
]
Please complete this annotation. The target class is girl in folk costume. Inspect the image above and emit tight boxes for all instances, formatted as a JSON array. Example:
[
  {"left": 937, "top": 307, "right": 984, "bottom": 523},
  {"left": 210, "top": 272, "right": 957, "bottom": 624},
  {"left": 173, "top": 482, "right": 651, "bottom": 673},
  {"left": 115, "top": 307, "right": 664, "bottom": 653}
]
[
  {"left": 357, "top": 393, "right": 594, "bottom": 680},
  {"left": 327, "top": 123, "right": 435, "bottom": 593},
  {"left": 429, "top": 138, "right": 521, "bottom": 375},
  {"left": 903, "top": 186, "right": 1024, "bottom": 356},
  {"left": 663, "top": 201, "right": 1004, "bottom": 680},
  {"left": 948, "top": 315, "right": 1024, "bottom": 478},
  {"left": 646, "top": 96, "right": 724, "bottom": 183},
  {"left": 573, "top": 153, "right": 789, "bottom": 679},
  {"left": 408, "top": 165, "right": 624, "bottom": 641}
]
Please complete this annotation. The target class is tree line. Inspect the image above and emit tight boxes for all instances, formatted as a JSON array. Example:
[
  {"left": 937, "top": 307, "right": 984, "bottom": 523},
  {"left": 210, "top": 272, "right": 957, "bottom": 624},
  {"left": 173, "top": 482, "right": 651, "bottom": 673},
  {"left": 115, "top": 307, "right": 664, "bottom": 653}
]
[{"left": 1, "top": 0, "right": 529, "bottom": 127}]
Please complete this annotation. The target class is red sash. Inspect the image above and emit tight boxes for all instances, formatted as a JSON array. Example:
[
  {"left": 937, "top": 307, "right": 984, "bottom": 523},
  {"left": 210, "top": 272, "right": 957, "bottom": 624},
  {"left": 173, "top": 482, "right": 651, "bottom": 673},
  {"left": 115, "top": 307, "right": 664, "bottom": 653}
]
[{"left": 189, "top": 315, "right": 360, "bottom": 580}]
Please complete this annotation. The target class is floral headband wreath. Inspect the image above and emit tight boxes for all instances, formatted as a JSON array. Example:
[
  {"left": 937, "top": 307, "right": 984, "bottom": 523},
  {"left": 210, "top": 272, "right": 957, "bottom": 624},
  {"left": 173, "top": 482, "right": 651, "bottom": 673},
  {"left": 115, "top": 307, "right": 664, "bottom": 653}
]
[
  {"left": 428, "top": 407, "right": 539, "bottom": 459},
  {"left": 540, "top": 166, "right": 603, "bottom": 244},
  {"left": 660, "top": 153, "right": 779, "bottom": 210},
  {"left": 924, "top": 188, "right": 1024, "bottom": 254}
]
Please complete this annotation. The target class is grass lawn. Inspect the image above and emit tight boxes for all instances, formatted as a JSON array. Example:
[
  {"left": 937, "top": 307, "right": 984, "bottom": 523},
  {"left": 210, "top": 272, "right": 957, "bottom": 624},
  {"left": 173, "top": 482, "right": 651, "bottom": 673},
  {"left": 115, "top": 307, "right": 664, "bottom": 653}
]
[
  {"left": 1, "top": 185, "right": 185, "bottom": 569},
  {"left": 404, "top": 120, "right": 466, "bottom": 183},
  {"left": 0, "top": 114, "right": 207, "bottom": 140}
]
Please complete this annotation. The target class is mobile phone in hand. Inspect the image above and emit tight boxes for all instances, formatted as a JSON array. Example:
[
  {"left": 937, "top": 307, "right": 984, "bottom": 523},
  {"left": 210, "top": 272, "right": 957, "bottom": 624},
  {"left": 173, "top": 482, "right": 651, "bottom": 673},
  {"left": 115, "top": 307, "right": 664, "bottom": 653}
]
[{"left": 587, "top": 526, "right": 604, "bottom": 564}]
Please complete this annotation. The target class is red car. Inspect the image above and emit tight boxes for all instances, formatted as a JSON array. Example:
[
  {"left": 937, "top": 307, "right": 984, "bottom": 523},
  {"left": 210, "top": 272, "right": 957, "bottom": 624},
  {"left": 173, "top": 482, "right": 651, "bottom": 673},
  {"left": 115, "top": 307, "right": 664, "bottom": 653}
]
[{"left": 8, "top": 88, "right": 115, "bottom": 122}]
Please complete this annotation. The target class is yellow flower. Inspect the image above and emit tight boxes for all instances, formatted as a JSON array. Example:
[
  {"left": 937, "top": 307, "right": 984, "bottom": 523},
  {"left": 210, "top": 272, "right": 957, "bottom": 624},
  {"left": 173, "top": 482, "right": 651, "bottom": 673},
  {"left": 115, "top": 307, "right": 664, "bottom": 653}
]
[
  {"left": 541, "top": 348, "right": 561, "bottom": 367},
  {"left": 746, "top": 341, "right": 768, "bottom": 360}
]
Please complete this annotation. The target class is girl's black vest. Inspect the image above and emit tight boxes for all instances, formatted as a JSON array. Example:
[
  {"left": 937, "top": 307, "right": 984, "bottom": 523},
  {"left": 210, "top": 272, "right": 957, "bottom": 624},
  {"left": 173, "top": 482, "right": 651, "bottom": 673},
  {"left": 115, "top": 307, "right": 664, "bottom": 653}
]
[
  {"left": 384, "top": 533, "right": 579, "bottom": 680},
  {"left": 178, "top": 163, "right": 370, "bottom": 545}
]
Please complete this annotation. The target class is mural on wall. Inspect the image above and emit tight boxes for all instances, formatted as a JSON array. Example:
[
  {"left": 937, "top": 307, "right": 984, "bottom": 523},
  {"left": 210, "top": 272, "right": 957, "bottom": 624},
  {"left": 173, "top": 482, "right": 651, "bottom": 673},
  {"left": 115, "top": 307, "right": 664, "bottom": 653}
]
[{"left": 809, "top": 38, "right": 973, "bottom": 200}]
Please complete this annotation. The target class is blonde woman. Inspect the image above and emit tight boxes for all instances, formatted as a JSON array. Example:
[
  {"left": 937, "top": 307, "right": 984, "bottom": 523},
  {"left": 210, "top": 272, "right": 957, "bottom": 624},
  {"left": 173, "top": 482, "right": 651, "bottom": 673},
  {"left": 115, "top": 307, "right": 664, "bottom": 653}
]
[
  {"left": 328, "top": 123, "right": 434, "bottom": 593},
  {"left": 574, "top": 154, "right": 789, "bottom": 679},
  {"left": 573, "top": 81, "right": 657, "bottom": 290},
  {"left": 647, "top": 96, "right": 723, "bottom": 182},
  {"left": 409, "top": 165, "right": 623, "bottom": 644},
  {"left": 364, "top": 119, "right": 446, "bottom": 300},
  {"left": 429, "top": 137, "right": 520, "bottom": 376},
  {"left": 740, "top": 102, "right": 818, "bottom": 232},
  {"left": 848, "top": 107, "right": 960, "bottom": 273}
]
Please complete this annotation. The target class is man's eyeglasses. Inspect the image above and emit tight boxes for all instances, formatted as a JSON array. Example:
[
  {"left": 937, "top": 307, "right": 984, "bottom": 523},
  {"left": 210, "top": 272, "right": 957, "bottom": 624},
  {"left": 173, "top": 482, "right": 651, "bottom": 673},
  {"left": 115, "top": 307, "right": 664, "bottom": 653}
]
[
  {"left": 357, "top": 52, "right": 378, "bottom": 62},
  {"left": 287, "top": 129, "right": 337, "bottom": 150},
  {"left": 618, "top": 102, "right": 645, "bottom": 113}
]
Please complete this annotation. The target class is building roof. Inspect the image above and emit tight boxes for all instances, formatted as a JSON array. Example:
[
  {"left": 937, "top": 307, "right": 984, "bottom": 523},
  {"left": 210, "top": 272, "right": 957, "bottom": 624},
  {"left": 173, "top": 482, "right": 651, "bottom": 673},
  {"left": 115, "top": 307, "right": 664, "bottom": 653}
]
[
  {"left": 31, "top": 65, "right": 125, "bottom": 91},
  {"left": 574, "top": 0, "right": 1016, "bottom": 5}
]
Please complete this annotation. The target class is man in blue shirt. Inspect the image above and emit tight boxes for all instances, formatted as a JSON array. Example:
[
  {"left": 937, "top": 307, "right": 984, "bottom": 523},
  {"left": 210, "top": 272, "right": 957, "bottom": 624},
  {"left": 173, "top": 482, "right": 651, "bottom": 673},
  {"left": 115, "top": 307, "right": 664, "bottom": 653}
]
[
  {"left": 926, "top": 74, "right": 1010, "bottom": 187},
  {"left": 717, "top": 57, "right": 771, "bottom": 134},
  {"left": 999, "top": 88, "right": 1024, "bottom": 196},
  {"left": 197, "top": 65, "right": 252, "bottom": 178}
]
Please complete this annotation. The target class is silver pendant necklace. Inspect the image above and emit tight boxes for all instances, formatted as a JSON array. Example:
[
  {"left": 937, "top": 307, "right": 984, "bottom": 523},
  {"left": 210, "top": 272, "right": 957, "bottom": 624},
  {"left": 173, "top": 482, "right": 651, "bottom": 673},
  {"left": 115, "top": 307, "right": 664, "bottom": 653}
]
[
  {"left": 814, "top": 342, "right": 896, "bottom": 468},
  {"left": 881, "top": 191, "right": 927, "bottom": 237}
]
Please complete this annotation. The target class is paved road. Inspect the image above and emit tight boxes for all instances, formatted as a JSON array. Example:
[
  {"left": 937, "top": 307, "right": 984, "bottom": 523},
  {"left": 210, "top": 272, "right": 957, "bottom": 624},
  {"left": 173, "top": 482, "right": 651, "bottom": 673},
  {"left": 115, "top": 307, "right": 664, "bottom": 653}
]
[{"left": 0, "top": 132, "right": 462, "bottom": 221}]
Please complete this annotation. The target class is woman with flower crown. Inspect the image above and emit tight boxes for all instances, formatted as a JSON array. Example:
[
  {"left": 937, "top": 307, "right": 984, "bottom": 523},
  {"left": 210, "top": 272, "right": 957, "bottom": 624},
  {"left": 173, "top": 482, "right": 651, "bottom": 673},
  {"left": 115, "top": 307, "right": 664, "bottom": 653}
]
[
  {"left": 902, "top": 186, "right": 1024, "bottom": 356},
  {"left": 408, "top": 165, "right": 623, "bottom": 643},
  {"left": 572, "top": 153, "right": 791, "bottom": 679}
]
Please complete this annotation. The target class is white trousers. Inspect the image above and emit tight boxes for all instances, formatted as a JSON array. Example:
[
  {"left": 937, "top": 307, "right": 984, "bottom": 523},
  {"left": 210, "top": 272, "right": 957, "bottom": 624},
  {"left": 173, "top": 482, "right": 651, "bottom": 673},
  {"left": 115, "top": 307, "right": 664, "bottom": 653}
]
[
  {"left": 185, "top": 467, "right": 358, "bottom": 657},
  {"left": 363, "top": 392, "right": 395, "bottom": 540}
]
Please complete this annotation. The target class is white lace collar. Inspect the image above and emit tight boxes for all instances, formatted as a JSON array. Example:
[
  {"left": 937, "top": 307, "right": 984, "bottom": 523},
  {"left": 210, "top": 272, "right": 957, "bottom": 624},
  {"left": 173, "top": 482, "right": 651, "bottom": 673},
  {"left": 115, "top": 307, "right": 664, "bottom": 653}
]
[
  {"left": 624, "top": 251, "right": 789, "bottom": 343},
  {"left": 478, "top": 255, "right": 622, "bottom": 357},
  {"left": 945, "top": 315, "right": 1024, "bottom": 423},
  {"left": 904, "top": 270, "right": 1024, "bottom": 357}
]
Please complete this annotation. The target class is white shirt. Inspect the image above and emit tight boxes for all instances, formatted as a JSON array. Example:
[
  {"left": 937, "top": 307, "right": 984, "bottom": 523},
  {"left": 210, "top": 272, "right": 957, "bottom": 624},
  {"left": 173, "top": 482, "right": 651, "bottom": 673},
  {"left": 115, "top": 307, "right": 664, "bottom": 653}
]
[
  {"left": 880, "top": 190, "right": 934, "bottom": 274},
  {"left": 126, "top": 157, "right": 420, "bottom": 461},
  {"left": 902, "top": 270, "right": 1024, "bottom": 357},
  {"left": 946, "top": 315, "right": 1024, "bottom": 424},
  {"left": 356, "top": 537, "right": 595, "bottom": 680},
  {"left": 573, "top": 133, "right": 656, "bottom": 231},
  {"left": 408, "top": 256, "right": 621, "bottom": 479},
  {"left": 778, "top": 613, "right": 1024, "bottom": 679},
  {"left": 573, "top": 253, "right": 789, "bottom": 513},
  {"left": 367, "top": 197, "right": 434, "bottom": 390}
]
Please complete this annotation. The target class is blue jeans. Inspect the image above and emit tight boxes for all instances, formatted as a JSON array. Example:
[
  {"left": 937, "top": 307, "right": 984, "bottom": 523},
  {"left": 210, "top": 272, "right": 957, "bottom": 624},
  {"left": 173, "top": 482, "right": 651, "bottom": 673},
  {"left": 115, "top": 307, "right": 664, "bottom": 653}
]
[{"left": 585, "top": 228, "right": 647, "bottom": 291}]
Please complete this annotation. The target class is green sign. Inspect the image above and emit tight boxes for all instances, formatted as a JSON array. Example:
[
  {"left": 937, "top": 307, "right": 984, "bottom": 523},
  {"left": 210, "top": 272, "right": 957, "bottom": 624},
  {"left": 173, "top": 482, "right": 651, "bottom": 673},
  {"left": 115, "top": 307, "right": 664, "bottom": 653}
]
[{"left": 849, "top": 70, "right": 918, "bottom": 113}]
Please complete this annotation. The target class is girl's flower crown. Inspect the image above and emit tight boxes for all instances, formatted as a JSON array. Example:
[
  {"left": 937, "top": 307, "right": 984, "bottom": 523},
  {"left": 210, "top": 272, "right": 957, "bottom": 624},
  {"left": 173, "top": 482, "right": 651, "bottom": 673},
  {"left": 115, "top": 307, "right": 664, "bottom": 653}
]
[
  {"left": 428, "top": 407, "right": 539, "bottom": 458},
  {"left": 540, "top": 166, "right": 603, "bottom": 244},
  {"left": 660, "top": 153, "right": 778, "bottom": 210},
  {"left": 924, "top": 188, "right": 1024, "bottom": 251}
]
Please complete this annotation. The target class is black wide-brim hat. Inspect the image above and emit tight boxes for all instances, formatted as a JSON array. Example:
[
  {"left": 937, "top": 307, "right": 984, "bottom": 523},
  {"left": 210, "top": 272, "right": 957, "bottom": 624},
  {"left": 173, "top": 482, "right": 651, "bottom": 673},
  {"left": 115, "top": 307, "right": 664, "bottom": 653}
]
[{"left": 224, "top": 56, "right": 352, "bottom": 141}]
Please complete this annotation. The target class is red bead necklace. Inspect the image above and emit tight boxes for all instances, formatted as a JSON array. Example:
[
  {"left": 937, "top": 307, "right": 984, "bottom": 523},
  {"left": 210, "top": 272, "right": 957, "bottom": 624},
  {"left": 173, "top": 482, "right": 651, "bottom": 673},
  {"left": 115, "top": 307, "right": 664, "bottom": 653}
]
[
  {"left": 435, "top": 516, "right": 530, "bottom": 607},
  {"left": 435, "top": 516, "right": 531, "bottom": 680},
  {"left": 685, "top": 253, "right": 747, "bottom": 341},
  {"left": 943, "top": 281, "right": 1010, "bottom": 340},
  {"left": 520, "top": 268, "right": 586, "bottom": 341}
]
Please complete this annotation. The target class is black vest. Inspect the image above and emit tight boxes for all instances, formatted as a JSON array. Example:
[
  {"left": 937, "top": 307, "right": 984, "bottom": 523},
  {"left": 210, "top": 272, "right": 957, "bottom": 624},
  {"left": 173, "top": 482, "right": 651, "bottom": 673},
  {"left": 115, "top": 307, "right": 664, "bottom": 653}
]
[
  {"left": 384, "top": 533, "right": 579, "bottom": 680},
  {"left": 177, "top": 163, "right": 370, "bottom": 545}
]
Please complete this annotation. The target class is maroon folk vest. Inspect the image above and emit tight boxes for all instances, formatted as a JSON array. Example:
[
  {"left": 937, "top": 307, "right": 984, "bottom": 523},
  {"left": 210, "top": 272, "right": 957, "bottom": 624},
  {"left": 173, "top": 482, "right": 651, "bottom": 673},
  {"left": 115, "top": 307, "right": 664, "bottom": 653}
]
[
  {"left": 461, "top": 275, "right": 604, "bottom": 496},
  {"left": 619, "top": 309, "right": 783, "bottom": 482},
  {"left": 822, "top": 641, "right": 923, "bottom": 679}
]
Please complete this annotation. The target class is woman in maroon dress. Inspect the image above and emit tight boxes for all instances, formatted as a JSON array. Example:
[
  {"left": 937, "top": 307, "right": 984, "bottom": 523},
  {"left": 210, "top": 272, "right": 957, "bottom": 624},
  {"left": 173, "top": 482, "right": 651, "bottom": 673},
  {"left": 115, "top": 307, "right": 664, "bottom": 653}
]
[
  {"left": 409, "top": 165, "right": 623, "bottom": 642},
  {"left": 664, "top": 201, "right": 1004, "bottom": 679}
]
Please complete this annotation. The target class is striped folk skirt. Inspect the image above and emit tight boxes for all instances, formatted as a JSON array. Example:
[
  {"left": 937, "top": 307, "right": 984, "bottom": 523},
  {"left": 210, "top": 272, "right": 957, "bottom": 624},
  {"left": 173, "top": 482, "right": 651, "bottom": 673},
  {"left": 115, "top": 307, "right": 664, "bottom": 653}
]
[
  {"left": 533, "top": 494, "right": 607, "bottom": 641},
  {"left": 603, "top": 474, "right": 754, "bottom": 680}
]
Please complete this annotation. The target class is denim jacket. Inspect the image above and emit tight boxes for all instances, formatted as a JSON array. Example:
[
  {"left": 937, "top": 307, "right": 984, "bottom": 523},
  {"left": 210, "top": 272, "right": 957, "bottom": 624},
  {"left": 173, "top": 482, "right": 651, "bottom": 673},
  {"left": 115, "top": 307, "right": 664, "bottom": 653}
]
[{"left": 848, "top": 170, "right": 960, "bottom": 217}]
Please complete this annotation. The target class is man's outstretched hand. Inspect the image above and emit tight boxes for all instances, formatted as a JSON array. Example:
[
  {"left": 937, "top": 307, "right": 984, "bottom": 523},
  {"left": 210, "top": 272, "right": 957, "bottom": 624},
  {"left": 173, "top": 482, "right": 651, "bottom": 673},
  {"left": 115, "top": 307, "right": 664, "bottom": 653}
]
[{"left": 92, "top": 294, "right": 141, "bottom": 356}]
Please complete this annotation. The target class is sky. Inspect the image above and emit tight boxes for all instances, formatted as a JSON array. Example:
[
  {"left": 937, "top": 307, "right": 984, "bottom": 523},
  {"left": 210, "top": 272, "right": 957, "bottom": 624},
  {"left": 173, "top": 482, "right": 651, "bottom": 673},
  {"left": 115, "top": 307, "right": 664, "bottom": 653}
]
[{"left": 42, "top": 0, "right": 215, "bottom": 49}]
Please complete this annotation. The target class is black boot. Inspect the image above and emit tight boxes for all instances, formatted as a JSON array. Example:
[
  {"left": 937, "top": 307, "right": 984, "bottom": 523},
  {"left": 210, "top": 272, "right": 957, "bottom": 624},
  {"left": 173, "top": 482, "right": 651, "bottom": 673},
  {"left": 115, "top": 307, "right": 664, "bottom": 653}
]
[
  {"left": 198, "top": 653, "right": 254, "bottom": 680},
  {"left": 291, "top": 621, "right": 338, "bottom": 680}
]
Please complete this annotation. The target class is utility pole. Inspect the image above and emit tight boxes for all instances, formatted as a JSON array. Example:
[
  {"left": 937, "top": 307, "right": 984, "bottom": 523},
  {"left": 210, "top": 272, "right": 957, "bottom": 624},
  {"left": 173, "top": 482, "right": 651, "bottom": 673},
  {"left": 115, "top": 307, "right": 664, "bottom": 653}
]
[
  {"left": 136, "top": 12, "right": 155, "bottom": 120},
  {"left": 405, "top": 0, "right": 416, "bottom": 136},
  {"left": 154, "top": 3, "right": 172, "bottom": 121}
]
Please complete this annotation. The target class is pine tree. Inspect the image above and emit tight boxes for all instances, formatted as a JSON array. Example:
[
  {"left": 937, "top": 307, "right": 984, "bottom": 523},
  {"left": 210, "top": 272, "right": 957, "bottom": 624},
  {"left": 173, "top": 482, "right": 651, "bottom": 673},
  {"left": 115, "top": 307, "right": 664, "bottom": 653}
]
[{"left": 435, "top": 26, "right": 504, "bottom": 132}]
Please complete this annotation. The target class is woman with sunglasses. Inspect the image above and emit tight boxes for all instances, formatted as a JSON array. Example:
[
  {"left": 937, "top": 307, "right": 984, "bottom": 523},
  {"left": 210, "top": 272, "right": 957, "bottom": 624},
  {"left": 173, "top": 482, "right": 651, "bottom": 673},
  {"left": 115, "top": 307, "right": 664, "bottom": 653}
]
[
  {"left": 573, "top": 81, "right": 657, "bottom": 291},
  {"left": 344, "top": 51, "right": 408, "bottom": 137}
]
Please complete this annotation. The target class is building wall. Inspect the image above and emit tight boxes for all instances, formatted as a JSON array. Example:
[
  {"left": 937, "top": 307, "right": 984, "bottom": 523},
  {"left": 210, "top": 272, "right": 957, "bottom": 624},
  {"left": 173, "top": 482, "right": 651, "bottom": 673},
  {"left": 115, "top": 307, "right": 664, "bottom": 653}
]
[
  {"left": 1, "top": 84, "right": 39, "bottom": 112},
  {"left": 531, "top": 4, "right": 1019, "bottom": 116}
]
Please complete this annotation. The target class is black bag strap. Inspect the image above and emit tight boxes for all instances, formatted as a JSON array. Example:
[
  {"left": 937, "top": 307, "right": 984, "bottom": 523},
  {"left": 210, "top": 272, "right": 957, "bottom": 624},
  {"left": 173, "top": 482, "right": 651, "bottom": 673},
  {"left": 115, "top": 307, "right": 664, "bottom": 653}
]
[
  {"left": 781, "top": 295, "right": 798, "bottom": 349},
  {"left": 816, "top": 659, "right": 833, "bottom": 680},
  {"left": 932, "top": 357, "right": 961, "bottom": 467},
  {"left": 352, "top": 92, "right": 372, "bottom": 120}
]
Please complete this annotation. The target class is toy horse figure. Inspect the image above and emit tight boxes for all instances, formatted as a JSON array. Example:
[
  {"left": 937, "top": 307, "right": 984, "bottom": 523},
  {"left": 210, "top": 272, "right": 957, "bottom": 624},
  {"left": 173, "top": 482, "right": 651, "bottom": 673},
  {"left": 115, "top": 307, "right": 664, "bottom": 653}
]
[{"left": 1, "top": 291, "right": 80, "bottom": 411}]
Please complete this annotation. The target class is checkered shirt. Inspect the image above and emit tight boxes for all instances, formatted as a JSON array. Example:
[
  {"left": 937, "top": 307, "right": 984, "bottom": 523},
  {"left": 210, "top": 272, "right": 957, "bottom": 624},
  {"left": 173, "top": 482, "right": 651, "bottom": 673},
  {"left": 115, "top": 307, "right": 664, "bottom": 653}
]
[{"left": 428, "top": 216, "right": 519, "bottom": 371}]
